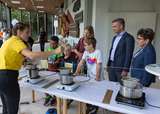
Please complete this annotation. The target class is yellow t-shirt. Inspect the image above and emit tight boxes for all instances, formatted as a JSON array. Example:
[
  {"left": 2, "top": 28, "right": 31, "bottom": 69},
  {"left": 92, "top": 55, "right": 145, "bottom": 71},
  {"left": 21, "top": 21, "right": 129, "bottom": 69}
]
[{"left": 0, "top": 35, "right": 27, "bottom": 70}]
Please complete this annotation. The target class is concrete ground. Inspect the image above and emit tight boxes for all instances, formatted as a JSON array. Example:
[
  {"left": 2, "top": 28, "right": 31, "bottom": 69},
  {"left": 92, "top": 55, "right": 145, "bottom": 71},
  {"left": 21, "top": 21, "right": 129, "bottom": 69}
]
[
  {"left": 0, "top": 86, "right": 118, "bottom": 114},
  {"left": 0, "top": 87, "right": 77, "bottom": 114}
]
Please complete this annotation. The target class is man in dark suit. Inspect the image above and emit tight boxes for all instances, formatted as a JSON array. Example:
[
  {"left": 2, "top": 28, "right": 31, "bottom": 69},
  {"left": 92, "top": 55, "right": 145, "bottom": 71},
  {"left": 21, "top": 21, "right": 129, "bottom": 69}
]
[{"left": 107, "top": 18, "right": 135, "bottom": 82}]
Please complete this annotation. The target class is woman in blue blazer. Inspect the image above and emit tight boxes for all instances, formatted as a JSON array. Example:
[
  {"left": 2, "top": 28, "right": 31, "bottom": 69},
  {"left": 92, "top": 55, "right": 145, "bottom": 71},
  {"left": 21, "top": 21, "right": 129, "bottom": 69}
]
[{"left": 131, "top": 28, "right": 156, "bottom": 87}]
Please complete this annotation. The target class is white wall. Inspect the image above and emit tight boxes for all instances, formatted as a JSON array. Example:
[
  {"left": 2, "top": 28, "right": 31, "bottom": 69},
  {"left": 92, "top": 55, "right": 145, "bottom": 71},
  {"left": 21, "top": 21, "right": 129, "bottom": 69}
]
[
  {"left": 92, "top": 0, "right": 160, "bottom": 65},
  {"left": 109, "top": 0, "right": 155, "bottom": 12},
  {"left": 106, "top": 12, "right": 156, "bottom": 51},
  {"left": 154, "top": 14, "right": 160, "bottom": 63},
  {"left": 92, "top": 0, "right": 110, "bottom": 65}
]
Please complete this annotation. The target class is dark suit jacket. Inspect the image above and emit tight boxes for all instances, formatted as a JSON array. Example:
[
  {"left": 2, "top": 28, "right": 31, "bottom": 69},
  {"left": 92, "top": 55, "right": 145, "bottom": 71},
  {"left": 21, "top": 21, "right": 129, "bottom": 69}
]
[
  {"left": 131, "top": 43, "right": 156, "bottom": 87},
  {"left": 107, "top": 32, "right": 135, "bottom": 72}
]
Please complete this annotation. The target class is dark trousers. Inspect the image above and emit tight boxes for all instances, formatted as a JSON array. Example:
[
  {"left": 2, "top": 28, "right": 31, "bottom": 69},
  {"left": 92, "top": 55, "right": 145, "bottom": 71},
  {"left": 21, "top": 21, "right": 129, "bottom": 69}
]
[
  {"left": 0, "top": 40, "right": 3, "bottom": 48},
  {"left": 0, "top": 70, "right": 20, "bottom": 114},
  {"left": 40, "top": 41, "right": 45, "bottom": 51},
  {"left": 108, "top": 62, "right": 122, "bottom": 82}
]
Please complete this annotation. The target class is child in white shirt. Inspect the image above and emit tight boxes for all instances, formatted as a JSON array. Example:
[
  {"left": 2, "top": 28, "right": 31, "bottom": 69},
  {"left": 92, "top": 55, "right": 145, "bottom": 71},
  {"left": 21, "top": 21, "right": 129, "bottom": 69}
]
[{"left": 74, "top": 37, "right": 102, "bottom": 81}]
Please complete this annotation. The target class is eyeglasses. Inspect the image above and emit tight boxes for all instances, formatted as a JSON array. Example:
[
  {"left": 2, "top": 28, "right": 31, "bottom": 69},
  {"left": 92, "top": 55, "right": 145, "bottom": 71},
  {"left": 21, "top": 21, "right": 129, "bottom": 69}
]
[{"left": 137, "top": 37, "right": 144, "bottom": 40}]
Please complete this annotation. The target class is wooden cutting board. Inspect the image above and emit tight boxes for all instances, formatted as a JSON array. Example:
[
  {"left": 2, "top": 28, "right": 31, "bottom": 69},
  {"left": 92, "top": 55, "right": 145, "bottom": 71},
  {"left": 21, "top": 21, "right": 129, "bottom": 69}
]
[{"left": 103, "top": 89, "right": 113, "bottom": 104}]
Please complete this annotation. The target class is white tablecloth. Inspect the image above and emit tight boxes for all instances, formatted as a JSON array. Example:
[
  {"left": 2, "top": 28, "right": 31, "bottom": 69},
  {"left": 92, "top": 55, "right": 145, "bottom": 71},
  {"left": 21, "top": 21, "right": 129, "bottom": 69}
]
[{"left": 19, "top": 71, "right": 160, "bottom": 114}]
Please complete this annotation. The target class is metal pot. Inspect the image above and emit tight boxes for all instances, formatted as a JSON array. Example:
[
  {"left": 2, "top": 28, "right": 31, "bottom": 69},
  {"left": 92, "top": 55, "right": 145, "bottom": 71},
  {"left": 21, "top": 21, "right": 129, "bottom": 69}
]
[
  {"left": 119, "top": 77, "right": 143, "bottom": 98},
  {"left": 28, "top": 68, "right": 39, "bottom": 79},
  {"left": 59, "top": 67, "right": 71, "bottom": 75},
  {"left": 26, "top": 64, "right": 39, "bottom": 79},
  {"left": 119, "top": 84, "right": 143, "bottom": 99},
  {"left": 60, "top": 75, "right": 74, "bottom": 85},
  {"left": 59, "top": 67, "right": 74, "bottom": 85},
  {"left": 120, "top": 77, "right": 139, "bottom": 88}
]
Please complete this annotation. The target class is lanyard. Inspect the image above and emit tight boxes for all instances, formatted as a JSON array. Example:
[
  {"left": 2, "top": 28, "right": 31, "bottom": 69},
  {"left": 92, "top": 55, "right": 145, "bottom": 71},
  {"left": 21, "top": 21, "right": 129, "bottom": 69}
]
[{"left": 133, "top": 44, "right": 147, "bottom": 58}]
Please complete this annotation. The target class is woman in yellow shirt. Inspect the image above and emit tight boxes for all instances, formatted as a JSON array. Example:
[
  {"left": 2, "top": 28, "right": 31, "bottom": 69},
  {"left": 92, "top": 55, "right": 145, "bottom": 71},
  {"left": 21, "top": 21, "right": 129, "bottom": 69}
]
[{"left": 0, "top": 22, "right": 62, "bottom": 114}]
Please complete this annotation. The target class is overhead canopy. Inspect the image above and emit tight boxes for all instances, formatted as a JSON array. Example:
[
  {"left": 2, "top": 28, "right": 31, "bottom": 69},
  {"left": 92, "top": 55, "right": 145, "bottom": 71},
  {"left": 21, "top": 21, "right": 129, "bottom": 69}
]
[{"left": 0, "top": 0, "right": 64, "bottom": 14}]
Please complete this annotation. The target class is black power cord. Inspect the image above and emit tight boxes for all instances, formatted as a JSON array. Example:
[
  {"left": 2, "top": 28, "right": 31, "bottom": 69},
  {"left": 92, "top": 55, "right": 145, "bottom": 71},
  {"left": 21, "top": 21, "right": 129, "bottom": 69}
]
[{"left": 145, "top": 100, "right": 160, "bottom": 109}]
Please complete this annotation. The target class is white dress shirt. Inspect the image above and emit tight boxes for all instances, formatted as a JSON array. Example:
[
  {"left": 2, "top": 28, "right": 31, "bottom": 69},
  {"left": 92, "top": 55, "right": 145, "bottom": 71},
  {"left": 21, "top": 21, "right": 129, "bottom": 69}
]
[{"left": 110, "top": 31, "right": 126, "bottom": 61}]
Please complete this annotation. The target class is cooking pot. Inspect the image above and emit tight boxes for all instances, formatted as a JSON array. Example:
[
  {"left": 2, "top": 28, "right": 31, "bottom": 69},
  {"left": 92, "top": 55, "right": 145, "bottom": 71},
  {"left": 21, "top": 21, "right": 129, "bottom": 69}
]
[
  {"left": 59, "top": 67, "right": 74, "bottom": 85},
  {"left": 120, "top": 84, "right": 143, "bottom": 99},
  {"left": 60, "top": 75, "right": 74, "bottom": 85},
  {"left": 120, "top": 77, "right": 139, "bottom": 88},
  {"left": 26, "top": 64, "right": 40, "bottom": 79},
  {"left": 119, "top": 77, "right": 143, "bottom": 99},
  {"left": 59, "top": 67, "right": 71, "bottom": 75}
]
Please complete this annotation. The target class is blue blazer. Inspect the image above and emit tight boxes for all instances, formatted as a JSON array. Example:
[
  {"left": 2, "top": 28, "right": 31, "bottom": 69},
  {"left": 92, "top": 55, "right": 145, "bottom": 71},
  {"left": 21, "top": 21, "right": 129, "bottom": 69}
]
[
  {"left": 107, "top": 32, "right": 135, "bottom": 72},
  {"left": 131, "top": 43, "right": 156, "bottom": 87}
]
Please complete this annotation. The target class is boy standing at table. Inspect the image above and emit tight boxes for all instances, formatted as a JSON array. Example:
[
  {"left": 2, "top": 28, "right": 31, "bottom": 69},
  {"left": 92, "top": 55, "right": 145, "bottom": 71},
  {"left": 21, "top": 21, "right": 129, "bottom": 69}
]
[
  {"left": 74, "top": 37, "right": 103, "bottom": 81},
  {"left": 74, "top": 37, "right": 103, "bottom": 114}
]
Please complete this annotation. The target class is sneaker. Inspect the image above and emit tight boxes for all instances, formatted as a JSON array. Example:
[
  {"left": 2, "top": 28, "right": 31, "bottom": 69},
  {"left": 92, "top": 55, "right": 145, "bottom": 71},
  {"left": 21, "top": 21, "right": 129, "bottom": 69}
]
[
  {"left": 86, "top": 105, "right": 98, "bottom": 114},
  {"left": 44, "top": 95, "right": 52, "bottom": 106},
  {"left": 46, "top": 108, "right": 57, "bottom": 114},
  {"left": 67, "top": 100, "right": 73, "bottom": 107},
  {"left": 49, "top": 97, "right": 57, "bottom": 106}
]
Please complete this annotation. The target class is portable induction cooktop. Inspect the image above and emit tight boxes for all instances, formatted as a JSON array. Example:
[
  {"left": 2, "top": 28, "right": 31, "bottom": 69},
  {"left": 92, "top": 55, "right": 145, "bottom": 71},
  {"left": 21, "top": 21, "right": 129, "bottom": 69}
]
[
  {"left": 27, "top": 75, "right": 45, "bottom": 84},
  {"left": 56, "top": 82, "right": 80, "bottom": 92},
  {"left": 115, "top": 91, "right": 145, "bottom": 109}
]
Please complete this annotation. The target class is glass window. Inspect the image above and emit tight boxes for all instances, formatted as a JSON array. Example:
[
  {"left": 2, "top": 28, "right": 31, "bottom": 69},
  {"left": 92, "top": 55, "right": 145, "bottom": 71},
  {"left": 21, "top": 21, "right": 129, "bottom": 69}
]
[
  {"left": 0, "top": 3, "right": 3, "bottom": 29},
  {"left": 11, "top": 9, "right": 21, "bottom": 21},
  {"left": 21, "top": 11, "right": 29, "bottom": 24},
  {"left": 30, "top": 12, "right": 38, "bottom": 40},
  {"left": 54, "top": 16, "right": 59, "bottom": 35},
  {"left": 38, "top": 13, "right": 45, "bottom": 32},
  {"left": 0, "top": 2, "right": 2, "bottom": 28},
  {"left": 0, "top": 3, "right": 7, "bottom": 28},
  {"left": 1, "top": 4, "right": 6, "bottom": 20},
  {"left": 0, "top": 3, "right": 2, "bottom": 17},
  {"left": 47, "top": 14, "right": 53, "bottom": 39}
]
